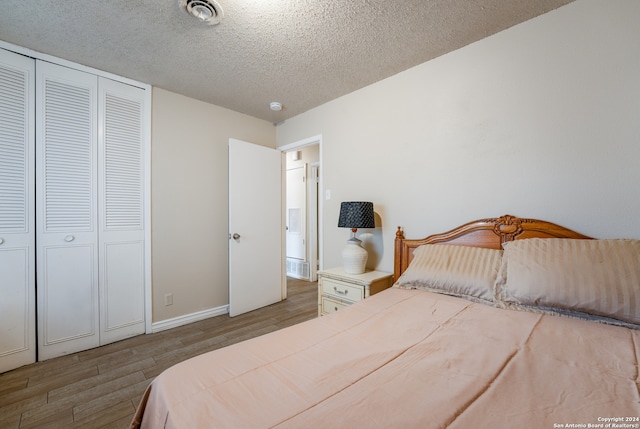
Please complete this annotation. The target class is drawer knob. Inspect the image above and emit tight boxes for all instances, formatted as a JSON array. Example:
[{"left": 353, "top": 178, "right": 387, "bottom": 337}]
[{"left": 333, "top": 286, "right": 348, "bottom": 295}]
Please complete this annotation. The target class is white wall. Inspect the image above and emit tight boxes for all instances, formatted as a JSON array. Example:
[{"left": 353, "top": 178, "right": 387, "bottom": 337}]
[
  {"left": 285, "top": 145, "right": 319, "bottom": 169},
  {"left": 276, "top": 0, "right": 640, "bottom": 273},
  {"left": 152, "top": 88, "right": 275, "bottom": 322}
]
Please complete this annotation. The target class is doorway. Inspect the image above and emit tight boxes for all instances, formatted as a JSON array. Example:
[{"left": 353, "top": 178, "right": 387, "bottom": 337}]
[{"left": 282, "top": 137, "right": 322, "bottom": 283}]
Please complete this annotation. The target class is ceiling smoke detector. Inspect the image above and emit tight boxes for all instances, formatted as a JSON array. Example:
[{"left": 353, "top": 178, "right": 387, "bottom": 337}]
[{"left": 180, "top": 0, "right": 224, "bottom": 25}]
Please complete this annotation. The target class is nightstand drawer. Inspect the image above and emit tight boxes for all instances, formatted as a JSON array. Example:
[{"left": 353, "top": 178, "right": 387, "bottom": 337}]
[
  {"left": 321, "top": 296, "right": 349, "bottom": 315},
  {"left": 321, "top": 278, "right": 364, "bottom": 302}
]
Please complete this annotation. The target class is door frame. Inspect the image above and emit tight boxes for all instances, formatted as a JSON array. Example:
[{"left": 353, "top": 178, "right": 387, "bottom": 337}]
[
  {"left": 308, "top": 162, "right": 320, "bottom": 282},
  {"left": 279, "top": 135, "right": 323, "bottom": 279}
]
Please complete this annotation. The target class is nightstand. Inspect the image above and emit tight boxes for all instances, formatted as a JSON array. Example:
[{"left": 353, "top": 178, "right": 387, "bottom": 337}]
[{"left": 317, "top": 268, "right": 394, "bottom": 316}]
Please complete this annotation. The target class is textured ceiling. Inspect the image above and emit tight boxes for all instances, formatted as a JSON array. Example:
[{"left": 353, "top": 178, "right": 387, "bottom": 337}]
[{"left": 0, "top": 0, "right": 573, "bottom": 123}]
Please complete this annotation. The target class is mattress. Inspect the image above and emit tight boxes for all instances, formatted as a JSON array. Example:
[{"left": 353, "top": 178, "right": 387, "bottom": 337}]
[{"left": 131, "top": 287, "right": 640, "bottom": 428}]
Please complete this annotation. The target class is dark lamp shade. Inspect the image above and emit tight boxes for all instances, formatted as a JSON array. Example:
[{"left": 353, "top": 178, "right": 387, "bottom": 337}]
[{"left": 338, "top": 202, "right": 375, "bottom": 229}]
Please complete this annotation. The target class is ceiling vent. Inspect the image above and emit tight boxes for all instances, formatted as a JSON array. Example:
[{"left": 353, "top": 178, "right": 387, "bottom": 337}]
[{"left": 179, "top": 0, "right": 224, "bottom": 25}]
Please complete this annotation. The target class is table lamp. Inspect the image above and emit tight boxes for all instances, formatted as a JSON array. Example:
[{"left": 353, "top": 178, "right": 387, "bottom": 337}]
[{"left": 338, "top": 201, "right": 375, "bottom": 274}]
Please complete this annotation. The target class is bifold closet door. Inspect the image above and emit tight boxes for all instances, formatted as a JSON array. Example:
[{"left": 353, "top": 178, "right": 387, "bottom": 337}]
[
  {"left": 0, "top": 49, "right": 36, "bottom": 372},
  {"left": 36, "top": 60, "right": 100, "bottom": 360},
  {"left": 36, "top": 61, "right": 146, "bottom": 360},
  {"left": 98, "top": 77, "right": 145, "bottom": 345}
]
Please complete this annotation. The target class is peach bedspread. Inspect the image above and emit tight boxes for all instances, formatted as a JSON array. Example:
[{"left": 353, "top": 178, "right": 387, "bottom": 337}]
[{"left": 131, "top": 287, "right": 640, "bottom": 428}]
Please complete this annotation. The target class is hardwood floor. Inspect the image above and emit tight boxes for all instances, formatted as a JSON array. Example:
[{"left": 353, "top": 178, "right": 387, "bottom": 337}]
[{"left": 0, "top": 278, "right": 317, "bottom": 429}]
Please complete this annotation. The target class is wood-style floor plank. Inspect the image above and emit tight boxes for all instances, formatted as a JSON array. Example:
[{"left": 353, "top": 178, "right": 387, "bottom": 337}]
[{"left": 0, "top": 278, "right": 317, "bottom": 428}]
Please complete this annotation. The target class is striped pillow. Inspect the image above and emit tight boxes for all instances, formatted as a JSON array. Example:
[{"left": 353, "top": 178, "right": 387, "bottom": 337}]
[
  {"left": 495, "top": 238, "right": 640, "bottom": 326},
  {"left": 395, "top": 244, "right": 502, "bottom": 304}
]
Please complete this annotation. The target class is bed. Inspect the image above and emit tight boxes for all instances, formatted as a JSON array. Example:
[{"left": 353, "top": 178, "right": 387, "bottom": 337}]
[{"left": 131, "top": 215, "right": 640, "bottom": 428}]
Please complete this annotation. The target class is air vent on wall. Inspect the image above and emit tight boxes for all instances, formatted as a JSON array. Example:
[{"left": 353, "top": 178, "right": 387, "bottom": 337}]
[{"left": 179, "top": 0, "right": 224, "bottom": 25}]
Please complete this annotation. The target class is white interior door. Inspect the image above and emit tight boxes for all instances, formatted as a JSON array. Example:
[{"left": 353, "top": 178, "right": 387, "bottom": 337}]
[
  {"left": 36, "top": 60, "right": 100, "bottom": 360},
  {"left": 229, "top": 139, "right": 284, "bottom": 317},
  {"left": 98, "top": 77, "right": 146, "bottom": 344},
  {"left": 286, "top": 166, "right": 306, "bottom": 260},
  {"left": 0, "top": 48, "right": 36, "bottom": 372}
]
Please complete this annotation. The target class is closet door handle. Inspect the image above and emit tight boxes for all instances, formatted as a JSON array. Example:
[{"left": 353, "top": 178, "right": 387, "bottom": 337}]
[
  {"left": 0, "top": 238, "right": 4, "bottom": 245},
  {"left": 64, "top": 235, "right": 75, "bottom": 242}
]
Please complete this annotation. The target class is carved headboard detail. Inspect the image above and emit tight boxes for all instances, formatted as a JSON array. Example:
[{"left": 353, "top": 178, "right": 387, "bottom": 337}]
[
  {"left": 487, "top": 214, "right": 532, "bottom": 243},
  {"left": 393, "top": 214, "right": 591, "bottom": 282}
]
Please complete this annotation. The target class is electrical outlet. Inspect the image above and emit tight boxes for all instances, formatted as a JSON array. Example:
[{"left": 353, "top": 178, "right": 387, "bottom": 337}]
[{"left": 164, "top": 293, "right": 173, "bottom": 306}]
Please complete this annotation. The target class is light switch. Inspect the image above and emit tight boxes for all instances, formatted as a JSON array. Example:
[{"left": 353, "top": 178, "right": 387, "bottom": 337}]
[{"left": 325, "top": 189, "right": 331, "bottom": 200}]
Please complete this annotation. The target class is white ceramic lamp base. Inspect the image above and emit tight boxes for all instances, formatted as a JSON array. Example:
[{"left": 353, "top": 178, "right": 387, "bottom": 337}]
[{"left": 342, "top": 238, "right": 368, "bottom": 274}]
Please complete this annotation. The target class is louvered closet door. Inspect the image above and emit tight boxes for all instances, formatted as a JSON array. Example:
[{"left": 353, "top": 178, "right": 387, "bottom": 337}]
[
  {"left": 36, "top": 60, "right": 100, "bottom": 360},
  {"left": 0, "top": 49, "right": 36, "bottom": 372},
  {"left": 98, "top": 77, "right": 145, "bottom": 344}
]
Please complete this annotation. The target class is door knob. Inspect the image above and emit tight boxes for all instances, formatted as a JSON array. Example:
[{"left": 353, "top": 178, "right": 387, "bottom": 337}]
[
  {"left": 64, "top": 235, "right": 75, "bottom": 242},
  {"left": 232, "top": 233, "right": 241, "bottom": 240},
  {"left": 0, "top": 238, "right": 4, "bottom": 245}
]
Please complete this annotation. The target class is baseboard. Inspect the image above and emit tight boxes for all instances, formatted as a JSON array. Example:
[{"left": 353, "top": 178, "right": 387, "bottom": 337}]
[{"left": 151, "top": 305, "right": 229, "bottom": 333}]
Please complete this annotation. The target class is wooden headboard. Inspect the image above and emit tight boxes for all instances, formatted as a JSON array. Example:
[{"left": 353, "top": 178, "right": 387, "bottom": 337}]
[{"left": 394, "top": 214, "right": 592, "bottom": 281}]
